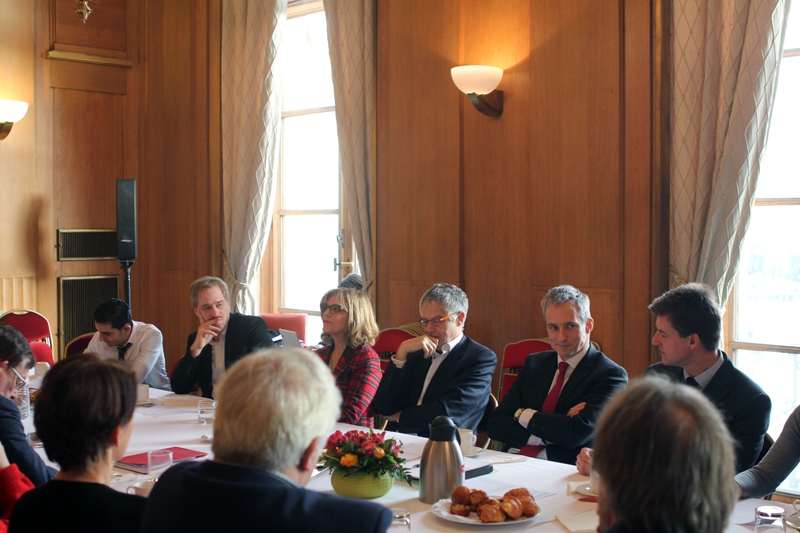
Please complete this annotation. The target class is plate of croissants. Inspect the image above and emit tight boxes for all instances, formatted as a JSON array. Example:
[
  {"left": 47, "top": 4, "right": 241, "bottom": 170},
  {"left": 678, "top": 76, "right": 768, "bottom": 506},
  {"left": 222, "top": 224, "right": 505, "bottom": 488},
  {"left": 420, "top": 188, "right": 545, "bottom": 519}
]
[{"left": 431, "top": 485, "right": 540, "bottom": 526}]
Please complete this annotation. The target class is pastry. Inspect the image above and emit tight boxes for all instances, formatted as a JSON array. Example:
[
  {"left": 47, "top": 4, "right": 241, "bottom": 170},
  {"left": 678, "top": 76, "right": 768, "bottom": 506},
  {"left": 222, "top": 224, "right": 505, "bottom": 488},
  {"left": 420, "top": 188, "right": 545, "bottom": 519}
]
[
  {"left": 451, "top": 485, "right": 471, "bottom": 506},
  {"left": 499, "top": 496, "right": 523, "bottom": 520}
]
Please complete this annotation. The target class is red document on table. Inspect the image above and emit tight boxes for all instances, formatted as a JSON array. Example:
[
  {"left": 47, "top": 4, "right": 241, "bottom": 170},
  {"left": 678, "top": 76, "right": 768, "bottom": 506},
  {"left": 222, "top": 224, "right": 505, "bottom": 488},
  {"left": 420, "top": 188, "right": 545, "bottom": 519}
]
[{"left": 115, "top": 446, "right": 208, "bottom": 474}]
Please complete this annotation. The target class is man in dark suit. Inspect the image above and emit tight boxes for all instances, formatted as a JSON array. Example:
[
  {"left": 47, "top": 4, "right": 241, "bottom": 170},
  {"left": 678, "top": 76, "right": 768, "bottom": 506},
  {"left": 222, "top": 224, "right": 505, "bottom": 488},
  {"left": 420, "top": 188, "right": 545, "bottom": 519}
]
[
  {"left": 645, "top": 283, "right": 770, "bottom": 473},
  {"left": 487, "top": 285, "right": 627, "bottom": 464},
  {"left": 171, "top": 276, "right": 272, "bottom": 398},
  {"left": 372, "top": 283, "right": 496, "bottom": 436},
  {"left": 141, "top": 348, "right": 392, "bottom": 533}
]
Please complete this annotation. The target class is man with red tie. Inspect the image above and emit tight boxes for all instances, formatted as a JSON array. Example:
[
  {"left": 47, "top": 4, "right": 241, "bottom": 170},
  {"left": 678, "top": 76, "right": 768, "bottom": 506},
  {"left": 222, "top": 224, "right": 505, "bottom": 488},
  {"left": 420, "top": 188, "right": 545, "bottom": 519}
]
[{"left": 488, "top": 285, "right": 627, "bottom": 464}]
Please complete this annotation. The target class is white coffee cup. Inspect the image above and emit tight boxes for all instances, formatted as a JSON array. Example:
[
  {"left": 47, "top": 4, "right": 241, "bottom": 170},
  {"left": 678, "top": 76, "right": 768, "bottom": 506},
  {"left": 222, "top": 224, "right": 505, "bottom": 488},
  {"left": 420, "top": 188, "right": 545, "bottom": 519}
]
[
  {"left": 136, "top": 384, "right": 149, "bottom": 404},
  {"left": 457, "top": 428, "right": 477, "bottom": 454},
  {"left": 34, "top": 362, "right": 50, "bottom": 379},
  {"left": 126, "top": 480, "right": 156, "bottom": 497},
  {"left": 589, "top": 469, "right": 601, "bottom": 495}
]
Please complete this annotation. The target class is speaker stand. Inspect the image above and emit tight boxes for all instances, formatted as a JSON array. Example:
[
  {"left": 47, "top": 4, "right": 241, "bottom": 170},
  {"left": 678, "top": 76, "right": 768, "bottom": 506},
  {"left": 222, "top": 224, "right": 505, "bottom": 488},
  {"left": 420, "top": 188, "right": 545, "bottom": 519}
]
[{"left": 120, "top": 260, "right": 134, "bottom": 308}]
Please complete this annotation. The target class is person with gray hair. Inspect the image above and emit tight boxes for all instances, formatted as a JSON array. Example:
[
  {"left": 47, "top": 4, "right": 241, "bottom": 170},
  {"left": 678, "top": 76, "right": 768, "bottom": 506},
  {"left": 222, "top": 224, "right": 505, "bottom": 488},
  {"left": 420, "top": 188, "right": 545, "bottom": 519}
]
[
  {"left": 593, "top": 377, "right": 738, "bottom": 533},
  {"left": 373, "top": 283, "right": 496, "bottom": 436},
  {"left": 172, "top": 276, "right": 273, "bottom": 399},
  {"left": 488, "top": 285, "right": 627, "bottom": 464},
  {"left": 141, "top": 348, "right": 392, "bottom": 532}
]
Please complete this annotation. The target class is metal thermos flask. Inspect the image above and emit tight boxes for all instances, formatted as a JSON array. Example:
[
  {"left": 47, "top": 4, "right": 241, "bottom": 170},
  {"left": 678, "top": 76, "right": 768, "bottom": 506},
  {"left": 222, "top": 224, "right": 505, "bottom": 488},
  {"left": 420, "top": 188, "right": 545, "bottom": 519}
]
[{"left": 419, "top": 415, "right": 464, "bottom": 503}]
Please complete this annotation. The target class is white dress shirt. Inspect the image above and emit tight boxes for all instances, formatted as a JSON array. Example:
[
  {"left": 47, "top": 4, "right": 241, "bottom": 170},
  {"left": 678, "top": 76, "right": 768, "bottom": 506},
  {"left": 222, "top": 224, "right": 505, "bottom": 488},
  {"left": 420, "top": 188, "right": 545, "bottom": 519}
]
[{"left": 87, "top": 321, "right": 171, "bottom": 390}]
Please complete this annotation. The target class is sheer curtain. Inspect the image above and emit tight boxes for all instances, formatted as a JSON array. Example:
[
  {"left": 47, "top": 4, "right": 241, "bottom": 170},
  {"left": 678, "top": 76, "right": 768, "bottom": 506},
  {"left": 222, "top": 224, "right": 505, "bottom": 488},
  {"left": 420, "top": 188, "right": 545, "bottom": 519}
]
[
  {"left": 221, "top": 0, "right": 286, "bottom": 313},
  {"left": 323, "top": 0, "right": 377, "bottom": 295},
  {"left": 670, "top": 0, "right": 792, "bottom": 307}
]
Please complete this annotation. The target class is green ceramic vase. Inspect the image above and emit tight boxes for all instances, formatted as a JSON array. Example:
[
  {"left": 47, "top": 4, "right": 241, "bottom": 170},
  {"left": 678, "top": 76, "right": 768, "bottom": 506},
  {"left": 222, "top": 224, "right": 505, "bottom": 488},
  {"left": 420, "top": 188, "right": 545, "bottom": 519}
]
[{"left": 330, "top": 469, "right": 394, "bottom": 499}]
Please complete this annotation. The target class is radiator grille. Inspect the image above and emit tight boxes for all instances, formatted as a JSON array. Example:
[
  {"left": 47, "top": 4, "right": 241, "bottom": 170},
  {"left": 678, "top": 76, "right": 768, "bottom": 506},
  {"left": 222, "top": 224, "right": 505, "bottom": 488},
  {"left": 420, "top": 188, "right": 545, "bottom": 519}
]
[
  {"left": 58, "top": 276, "right": 119, "bottom": 358},
  {"left": 57, "top": 229, "right": 118, "bottom": 261}
]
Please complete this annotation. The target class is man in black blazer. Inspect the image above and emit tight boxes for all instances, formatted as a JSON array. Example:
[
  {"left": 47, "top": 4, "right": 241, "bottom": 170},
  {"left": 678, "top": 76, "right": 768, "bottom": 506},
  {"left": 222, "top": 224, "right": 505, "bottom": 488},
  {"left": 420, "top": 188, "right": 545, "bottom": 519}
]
[
  {"left": 142, "top": 348, "right": 392, "bottom": 533},
  {"left": 171, "top": 276, "right": 272, "bottom": 398},
  {"left": 645, "top": 283, "right": 770, "bottom": 473},
  {"left": 488, "top": 285, "right": 627, "bottom": 464},
  {"left": 372, "top": 284, "right": 496, "bottom": 436}
]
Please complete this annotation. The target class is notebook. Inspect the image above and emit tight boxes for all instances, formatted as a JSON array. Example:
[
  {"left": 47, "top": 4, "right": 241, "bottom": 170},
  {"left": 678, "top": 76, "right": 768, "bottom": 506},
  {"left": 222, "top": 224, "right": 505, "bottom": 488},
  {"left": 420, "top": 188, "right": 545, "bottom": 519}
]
[{"left": 115, "top": 446, "right": 208, "bottom": 474}]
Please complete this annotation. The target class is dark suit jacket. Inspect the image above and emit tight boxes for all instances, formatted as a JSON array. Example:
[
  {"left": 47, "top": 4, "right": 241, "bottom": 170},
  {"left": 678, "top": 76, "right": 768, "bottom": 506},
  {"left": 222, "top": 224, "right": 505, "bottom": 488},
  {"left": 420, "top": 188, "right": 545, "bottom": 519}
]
[
  {"left": 171, "top": 312, "right": 273, "bottom": 398},
  {"left": 0, "top": 395, "right": 56, "bottom": 487},
  {"left": 646, "top": 351, "right": 771, "bottom": 473},
  {"left": 140, "top": 461, "right": 392, "bottom": 533},
  {"left": 487, "top": 346, "right": 628, "bottom": 464},
  {"left": 372, "top": 336, "right": 497, "bottom": 436}
]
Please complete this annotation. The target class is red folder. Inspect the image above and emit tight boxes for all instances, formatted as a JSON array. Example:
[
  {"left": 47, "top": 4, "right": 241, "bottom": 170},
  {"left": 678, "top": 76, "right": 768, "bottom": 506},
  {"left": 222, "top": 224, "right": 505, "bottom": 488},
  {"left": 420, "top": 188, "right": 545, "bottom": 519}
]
[{"left": 115, "top": 446, "right": 208, "bottom": 473}]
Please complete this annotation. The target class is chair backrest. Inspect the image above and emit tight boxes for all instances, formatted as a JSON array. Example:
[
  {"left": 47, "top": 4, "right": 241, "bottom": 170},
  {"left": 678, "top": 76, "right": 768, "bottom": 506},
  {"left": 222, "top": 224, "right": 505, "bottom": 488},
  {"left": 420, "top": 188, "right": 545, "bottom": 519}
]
[
  {"left": 260, "top": 313, "right": 309, "bottom": 344},
  {"left": 29, "top": 342, "right": 55, "bottom": 366},
  {"left": 476, "top": 393, "right": 499, "bottom": 451},
  {"left": 372, "top": 328, "right": 416, "bottom": 370},
  {"left": 0, "top": 309, "right": 53, "bottom": 345},
  {"left": 65, "top": 332, "right": 95, "bottom": 358},
  {"left": 499, "top": 339, "right": 553, "bottom": 401}
]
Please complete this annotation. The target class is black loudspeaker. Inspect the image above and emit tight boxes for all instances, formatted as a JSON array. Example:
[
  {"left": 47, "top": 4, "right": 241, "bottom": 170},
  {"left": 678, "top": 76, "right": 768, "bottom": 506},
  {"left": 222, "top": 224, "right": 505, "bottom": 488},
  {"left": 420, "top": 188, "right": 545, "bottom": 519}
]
[{"left": 116, "top": 179, "right": 137, "bottom": 261}]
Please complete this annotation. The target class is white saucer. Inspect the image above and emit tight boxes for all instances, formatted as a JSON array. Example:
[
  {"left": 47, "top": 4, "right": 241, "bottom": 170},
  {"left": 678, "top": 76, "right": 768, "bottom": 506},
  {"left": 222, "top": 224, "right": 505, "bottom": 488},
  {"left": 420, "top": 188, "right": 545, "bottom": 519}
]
[
  {"left": 575, "top": 484, "right": 598, "bottom": 497},
  {"left": 462, "top": 446, "right": 485, "bottom": 458}
]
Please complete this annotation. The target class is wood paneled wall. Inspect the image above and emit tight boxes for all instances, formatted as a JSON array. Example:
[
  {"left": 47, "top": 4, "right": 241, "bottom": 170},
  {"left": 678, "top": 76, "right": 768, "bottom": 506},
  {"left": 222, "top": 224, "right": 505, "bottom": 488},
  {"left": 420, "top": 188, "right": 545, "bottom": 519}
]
[
  {"left": 0, "top": 0, "right": 220, "bottom": 372},
  {"left": 376, "top": 0, "right": 655, "bottom": 378}
]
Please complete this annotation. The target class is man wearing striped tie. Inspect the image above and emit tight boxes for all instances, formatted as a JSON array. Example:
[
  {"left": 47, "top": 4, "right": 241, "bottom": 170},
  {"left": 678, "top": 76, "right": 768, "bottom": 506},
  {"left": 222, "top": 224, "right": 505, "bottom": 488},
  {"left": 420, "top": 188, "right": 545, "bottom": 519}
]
[
  {"left": 488, "top": 285, "right": 627, "bottom": 465},
  {"left": 645, "top": 283, "right": 771, "bottom": 473}
]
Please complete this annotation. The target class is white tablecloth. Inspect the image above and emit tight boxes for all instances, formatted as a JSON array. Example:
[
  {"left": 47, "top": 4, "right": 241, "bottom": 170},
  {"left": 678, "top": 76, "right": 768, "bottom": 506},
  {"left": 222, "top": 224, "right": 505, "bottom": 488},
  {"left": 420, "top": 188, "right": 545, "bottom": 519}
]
[{"left": 20, "top": 388, "right": 775, "bottom": 532}]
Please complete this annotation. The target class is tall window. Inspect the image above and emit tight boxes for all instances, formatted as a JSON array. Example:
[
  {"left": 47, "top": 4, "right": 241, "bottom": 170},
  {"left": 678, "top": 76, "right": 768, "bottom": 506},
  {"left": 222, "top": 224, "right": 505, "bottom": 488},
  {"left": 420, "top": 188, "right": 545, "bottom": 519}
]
[
  {"left": 729, "top": 5, "right": 800, "bottom": 494},
  {"left": 270, "top": 1, "right": 352, "bottom": 341}
]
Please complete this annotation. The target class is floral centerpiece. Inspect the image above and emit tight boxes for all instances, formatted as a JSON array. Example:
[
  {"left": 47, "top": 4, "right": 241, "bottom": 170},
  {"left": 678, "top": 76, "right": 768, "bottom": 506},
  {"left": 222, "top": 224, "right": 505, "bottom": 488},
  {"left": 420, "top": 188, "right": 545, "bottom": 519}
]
[{"left": 321, "top": 429, "right": 411, "bottom": 499}]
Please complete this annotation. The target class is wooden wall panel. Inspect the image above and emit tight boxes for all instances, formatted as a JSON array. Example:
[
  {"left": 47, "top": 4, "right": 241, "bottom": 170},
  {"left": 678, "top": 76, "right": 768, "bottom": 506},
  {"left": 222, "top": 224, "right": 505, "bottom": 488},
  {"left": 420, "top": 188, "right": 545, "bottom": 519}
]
[
  {"left": 0, "top": 0, "right": 38, "bottom": 281},
  {"left": 376, "top": 0, "right": 461, "bottom": 327},
  {"left": 54, "top": 0, "right": 127, "bottom": 54},
  {"left": 377, "top": 0, "right": 654, "bottom": 377},
  {"left": 0, "top": 278, "right": 37, "bottom": 311}
]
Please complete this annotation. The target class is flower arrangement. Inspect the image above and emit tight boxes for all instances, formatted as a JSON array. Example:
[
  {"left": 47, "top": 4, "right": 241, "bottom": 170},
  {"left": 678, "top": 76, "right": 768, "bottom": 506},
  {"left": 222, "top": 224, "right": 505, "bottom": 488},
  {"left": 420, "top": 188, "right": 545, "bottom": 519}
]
[{"left": 321, "top": 429, "right": 411, "bottom": 485}]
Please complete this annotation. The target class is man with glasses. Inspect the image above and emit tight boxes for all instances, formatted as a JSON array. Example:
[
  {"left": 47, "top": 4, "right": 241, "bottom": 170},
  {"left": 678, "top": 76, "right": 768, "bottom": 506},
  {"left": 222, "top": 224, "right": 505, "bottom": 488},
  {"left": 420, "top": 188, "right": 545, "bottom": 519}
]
[
  {"left": 372, "top": 283, "right": 496, "bottom": 436},
  {"left": 488, "top": 285, "right": 627, "bottom": 464},
  {"left": 172, "top": 277, "right": 273, "bottom": 399}
]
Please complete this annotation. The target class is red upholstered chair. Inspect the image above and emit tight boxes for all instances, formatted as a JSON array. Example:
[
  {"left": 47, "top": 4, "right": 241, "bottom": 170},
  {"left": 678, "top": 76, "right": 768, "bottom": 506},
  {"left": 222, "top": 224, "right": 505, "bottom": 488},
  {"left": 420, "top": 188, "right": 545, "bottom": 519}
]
[
  {"left": 499, "top": 339, "right": 553, "bottom": 401},
  {"left": 65, "top": 333, "right": 95, "bottom": 358},
  {"left": 372, "top": 328, "right": 416, "bottom": 371},
  {"left": 0, "top": 309, "right": 55, "bottom": 365},
  {"left": 260, "top": 313, "right": 309, "bottom": 344}
]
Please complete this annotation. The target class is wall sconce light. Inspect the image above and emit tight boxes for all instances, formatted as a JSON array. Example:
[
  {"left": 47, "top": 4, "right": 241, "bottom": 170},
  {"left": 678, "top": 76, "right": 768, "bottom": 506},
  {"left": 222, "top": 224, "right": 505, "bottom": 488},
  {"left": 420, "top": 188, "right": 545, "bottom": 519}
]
[
  {"left": 451, "top": 66, "right": 504, "bottom": 117},
  {"left": 0, "top": 100, "right": 29, "bottom": 141}
]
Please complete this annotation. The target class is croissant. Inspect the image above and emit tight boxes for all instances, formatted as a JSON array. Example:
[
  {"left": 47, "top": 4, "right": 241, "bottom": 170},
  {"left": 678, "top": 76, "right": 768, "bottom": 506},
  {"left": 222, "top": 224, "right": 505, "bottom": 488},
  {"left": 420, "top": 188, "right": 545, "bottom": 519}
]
[
  {"left": 449, "top": 503, "right": 472, "bottom": 517},
  {"left": 477, "top": 503, "right": 506, "bottom": 523},
  {"left": 504, "top": 487, "right": 533, "bottom": 500},
  {"left": 516, "top": 496, "right": 540, "bottom": 517},
  {"left": 499, "top": 496, "right": 523, "bottom": 520},
  {"left": 468, "top": 489, "right": 489, "bottom": 508},
  {"left": 451, "top": 486, "right": 471, "bottom": 506}
]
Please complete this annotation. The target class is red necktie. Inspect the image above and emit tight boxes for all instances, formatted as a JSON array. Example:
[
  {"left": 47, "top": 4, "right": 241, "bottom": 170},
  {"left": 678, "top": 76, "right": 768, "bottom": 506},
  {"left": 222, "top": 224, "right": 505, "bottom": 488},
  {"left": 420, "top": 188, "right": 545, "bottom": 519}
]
[{"left": 520, "top": 361, "right": 569, "bottom": 457}]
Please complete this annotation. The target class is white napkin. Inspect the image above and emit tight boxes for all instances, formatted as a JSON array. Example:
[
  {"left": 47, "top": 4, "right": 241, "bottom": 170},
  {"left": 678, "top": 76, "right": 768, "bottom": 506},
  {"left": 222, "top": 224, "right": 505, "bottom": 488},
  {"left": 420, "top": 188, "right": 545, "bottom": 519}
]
[
  {"left": 482, "top": 454, "right": 528, "bottom": 465},
  {"left": 557, "top": 512, "right": 599, "bottom": 533}
]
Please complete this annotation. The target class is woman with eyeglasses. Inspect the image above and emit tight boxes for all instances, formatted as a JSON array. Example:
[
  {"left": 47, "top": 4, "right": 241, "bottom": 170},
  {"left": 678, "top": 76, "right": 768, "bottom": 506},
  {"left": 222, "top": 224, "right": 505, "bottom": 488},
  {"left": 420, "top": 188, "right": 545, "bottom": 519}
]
[
  {"left": 307, "top": 288, "right": 382, "bottom": 427},
  {"left": 0, "top": 325, "right": 56, "bottom": 487}
]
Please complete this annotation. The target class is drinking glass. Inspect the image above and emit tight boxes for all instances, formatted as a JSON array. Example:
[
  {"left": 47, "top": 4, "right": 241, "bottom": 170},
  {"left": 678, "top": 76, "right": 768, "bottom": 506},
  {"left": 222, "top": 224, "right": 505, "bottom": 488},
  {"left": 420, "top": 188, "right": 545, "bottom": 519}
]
[
  {"left": 389, "top": 508, "right": 411, "bottom": 530},
  {"left": 198, "top": 399, "right": 216, "bottom": 424},
  {"left": 148, "top": 450, "right": 173, "bottom": 481},
  {"left": 755, "top": 505, "right": 786, "bottom": 532}
]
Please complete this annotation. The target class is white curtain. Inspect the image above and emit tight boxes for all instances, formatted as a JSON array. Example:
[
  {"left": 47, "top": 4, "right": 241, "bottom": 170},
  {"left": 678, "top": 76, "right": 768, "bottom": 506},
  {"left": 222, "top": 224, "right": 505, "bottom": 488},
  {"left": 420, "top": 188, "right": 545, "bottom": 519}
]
[
  {"left": 323, "top": 0, "right": 377, "bottom": 295},
  {"left": 670, "top": 0, "right": 792, "bottom": 307},
  {"left": 221, "top": 0, "right": 286, "bottom": 313}
]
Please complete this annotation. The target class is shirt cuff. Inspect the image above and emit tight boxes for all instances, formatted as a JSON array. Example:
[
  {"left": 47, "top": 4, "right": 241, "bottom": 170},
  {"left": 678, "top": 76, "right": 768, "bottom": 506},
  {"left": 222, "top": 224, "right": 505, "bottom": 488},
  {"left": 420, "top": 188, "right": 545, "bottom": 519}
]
[
  {"left": 518, "top": 408, "right": 536, "bottom": 428},
  {"left": 391, "top": 355, "right": 406, "bottom": 368},
  {"left": 526, "top": 434, "right": 544, "bottom": 446}
]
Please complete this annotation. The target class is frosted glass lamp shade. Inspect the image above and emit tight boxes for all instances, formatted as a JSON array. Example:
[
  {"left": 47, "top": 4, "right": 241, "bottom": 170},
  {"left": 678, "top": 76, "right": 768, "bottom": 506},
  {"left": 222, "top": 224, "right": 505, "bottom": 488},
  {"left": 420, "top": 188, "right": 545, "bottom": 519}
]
[
  {"left": 0, "top": 100, "right": 28, "bottom": 123},
  {"left": 450, "top": 66, "right": 503, "bottom": 95}
]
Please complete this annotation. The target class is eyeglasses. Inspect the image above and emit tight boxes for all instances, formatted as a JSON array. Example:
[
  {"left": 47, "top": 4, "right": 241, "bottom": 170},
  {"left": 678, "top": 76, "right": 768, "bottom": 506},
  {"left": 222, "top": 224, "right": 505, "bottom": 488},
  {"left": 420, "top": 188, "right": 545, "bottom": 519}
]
[
  {"left": 8, "top": 366, "right": 27, "bottom": 390},
  {"left": 419, "top": 313, "right": 456, "bottom": 328},
  {"left": 320, "top": 303, "right": 348, "bottom": 315}
]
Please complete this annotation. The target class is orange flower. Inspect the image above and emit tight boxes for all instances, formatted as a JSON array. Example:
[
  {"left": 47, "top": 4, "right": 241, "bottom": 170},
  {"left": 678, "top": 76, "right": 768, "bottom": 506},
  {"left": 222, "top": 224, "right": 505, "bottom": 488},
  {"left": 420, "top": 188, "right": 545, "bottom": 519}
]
[
  {"left": 373, "top": 447, "right": 385, "bottom": 459},
  {"left": 339, "top": 453, "right": 359, "bottom": 467}
]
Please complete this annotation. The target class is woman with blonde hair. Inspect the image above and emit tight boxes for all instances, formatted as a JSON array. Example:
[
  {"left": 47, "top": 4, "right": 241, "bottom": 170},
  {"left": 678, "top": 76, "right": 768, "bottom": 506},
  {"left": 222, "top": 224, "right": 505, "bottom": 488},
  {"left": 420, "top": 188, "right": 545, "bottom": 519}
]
[{"left": 308, "top": 288, "right": 382, "bottom": 427}]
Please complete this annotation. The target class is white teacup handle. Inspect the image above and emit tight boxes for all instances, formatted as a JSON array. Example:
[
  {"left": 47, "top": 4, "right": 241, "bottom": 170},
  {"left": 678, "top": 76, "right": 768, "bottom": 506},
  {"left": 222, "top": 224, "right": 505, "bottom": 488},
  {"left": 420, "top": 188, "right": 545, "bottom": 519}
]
[{"left": 793, "top": 498, "right": 800, "bottom": 514}]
